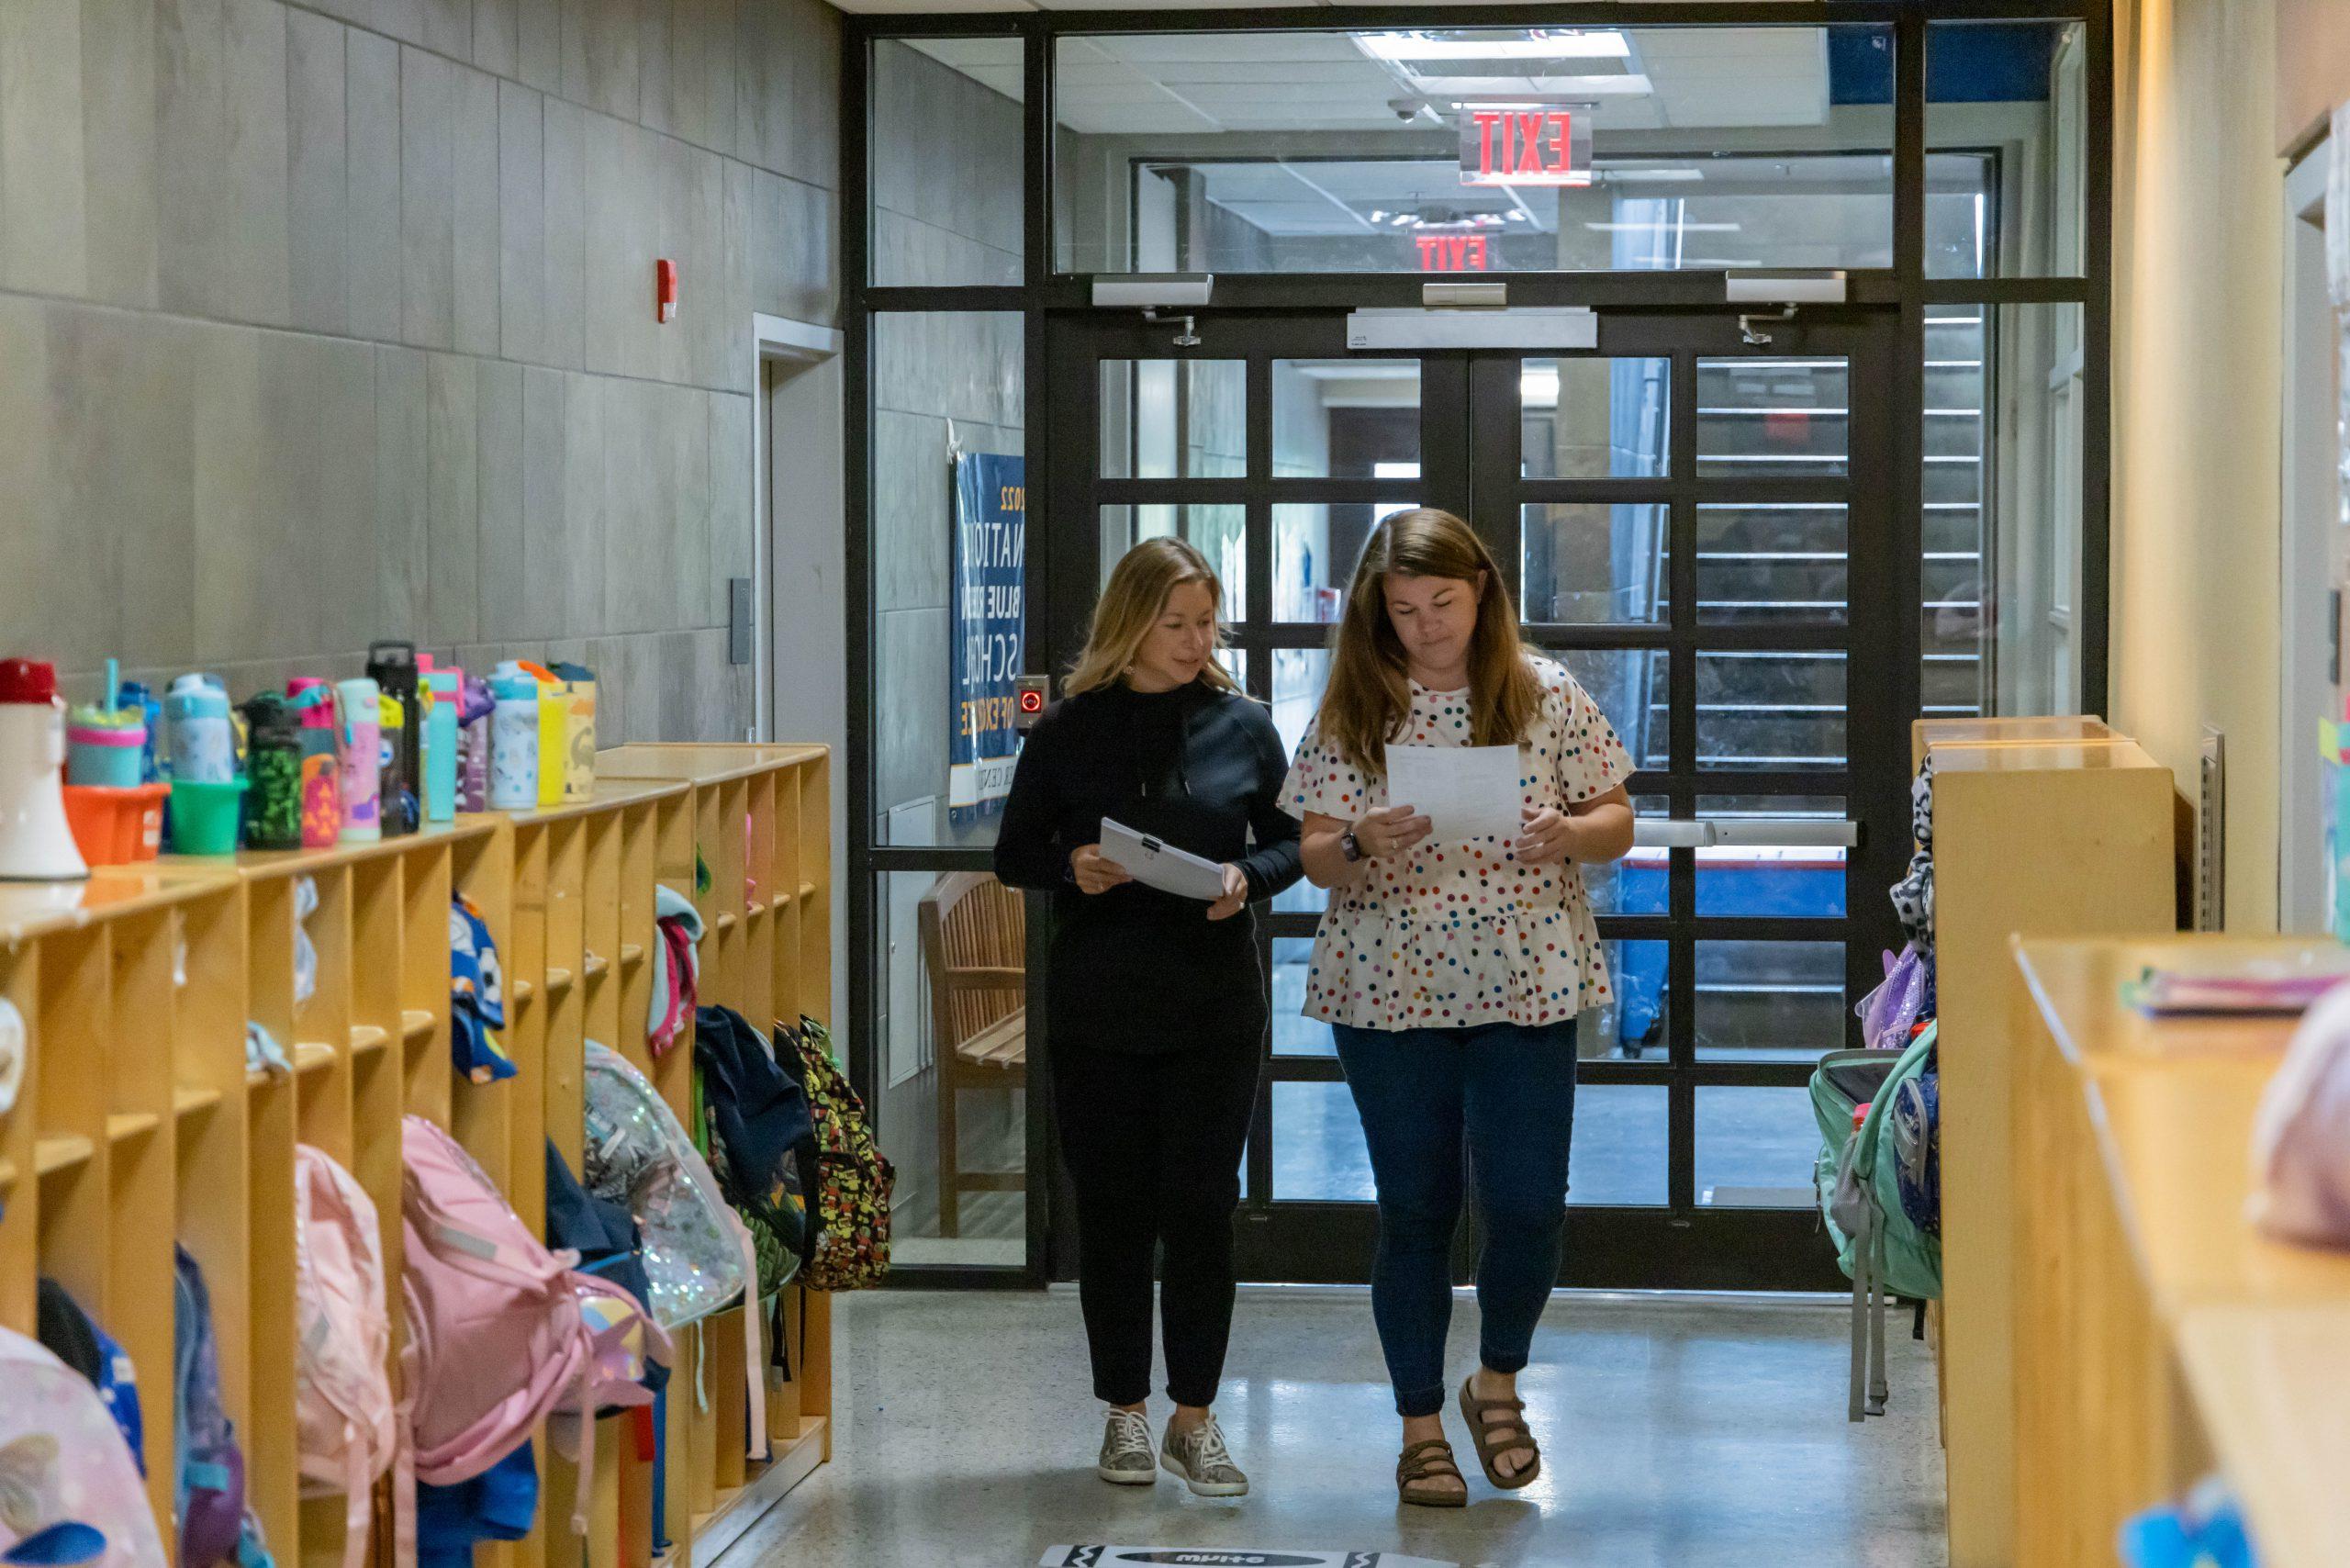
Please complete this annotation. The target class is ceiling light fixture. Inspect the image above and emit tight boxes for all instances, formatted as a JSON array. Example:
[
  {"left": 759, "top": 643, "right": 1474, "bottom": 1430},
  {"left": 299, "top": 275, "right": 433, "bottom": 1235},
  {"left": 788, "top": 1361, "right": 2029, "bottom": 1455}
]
[
  {"left": 1585, "top": 221, "right": 1741, "bottom": 233},
  {"left": 1358, "top": 30, "right": 1630, "bottom": 62}
]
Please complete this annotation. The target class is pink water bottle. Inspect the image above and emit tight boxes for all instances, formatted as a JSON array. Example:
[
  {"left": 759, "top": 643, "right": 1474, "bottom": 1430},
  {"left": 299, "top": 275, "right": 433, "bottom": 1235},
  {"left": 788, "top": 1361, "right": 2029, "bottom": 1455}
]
[
  {"left": 335, "top": 677, "right": 381, "bottom": 843},
  {"left": 287, "top": 678, "right": 342, "bottom": 849}
]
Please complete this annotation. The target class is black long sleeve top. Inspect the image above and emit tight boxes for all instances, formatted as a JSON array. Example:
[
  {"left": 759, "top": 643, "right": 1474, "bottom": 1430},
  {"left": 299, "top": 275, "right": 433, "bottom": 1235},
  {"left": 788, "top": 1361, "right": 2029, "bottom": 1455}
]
[{"left": 991, "top": 676, "right": 1304, "bottom": 1055}]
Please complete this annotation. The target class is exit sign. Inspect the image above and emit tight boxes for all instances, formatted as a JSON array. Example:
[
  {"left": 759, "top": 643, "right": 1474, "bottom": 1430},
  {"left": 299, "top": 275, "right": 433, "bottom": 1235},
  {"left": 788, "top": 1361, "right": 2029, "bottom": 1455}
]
[
  {"left": 1460, "top": 105, "right": 1593, "bottom": 188},
  {"left": 1416, "top": 232, "right": 1490, "bottom": 272}
]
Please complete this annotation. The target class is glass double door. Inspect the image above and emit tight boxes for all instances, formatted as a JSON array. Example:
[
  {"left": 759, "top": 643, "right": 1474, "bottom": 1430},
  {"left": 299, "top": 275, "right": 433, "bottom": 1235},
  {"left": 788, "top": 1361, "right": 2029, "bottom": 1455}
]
[{"left": 1043, "top": 308, "right": 1908, "bottom": 1291}]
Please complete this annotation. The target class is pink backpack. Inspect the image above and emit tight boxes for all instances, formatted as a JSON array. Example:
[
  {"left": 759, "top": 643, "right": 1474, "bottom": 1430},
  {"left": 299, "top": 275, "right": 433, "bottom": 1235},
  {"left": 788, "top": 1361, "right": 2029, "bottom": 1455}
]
[
  {"left": 397, "top": 1116, "right": 605, "bottom": 1533},
  {"left": 293, "top": 1147, "right": 396, "bottom": 1568},
  {"left": 0, "top": 1324, "right": 167, "bottom": 1568}
]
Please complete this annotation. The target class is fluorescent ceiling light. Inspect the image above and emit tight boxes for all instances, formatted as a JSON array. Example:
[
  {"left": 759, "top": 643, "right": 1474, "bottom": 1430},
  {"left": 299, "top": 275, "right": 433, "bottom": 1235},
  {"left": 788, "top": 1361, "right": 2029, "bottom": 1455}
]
[
  {"left": 1599, "top": 166, "right": 1705, "bottom": 184},
  {"left": 1586, "top": 221, "right": 1741, "bottom": 233},
  {"left": 1521, "top": 367, "right": 1559, "bottom": 407},
  {"left": 1409, "top": 73, "right": 1651, "bottom": 98},
  {"left": 1358, "top": 31, "right": 1629, "bottom": 62}
]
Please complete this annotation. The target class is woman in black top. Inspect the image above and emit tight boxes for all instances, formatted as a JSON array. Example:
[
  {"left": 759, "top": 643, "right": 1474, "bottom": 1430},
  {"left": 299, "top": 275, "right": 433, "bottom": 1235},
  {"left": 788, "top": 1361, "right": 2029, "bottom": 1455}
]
[{"left": 994, "top": 537, "right": 1303, "bottom": 1498}]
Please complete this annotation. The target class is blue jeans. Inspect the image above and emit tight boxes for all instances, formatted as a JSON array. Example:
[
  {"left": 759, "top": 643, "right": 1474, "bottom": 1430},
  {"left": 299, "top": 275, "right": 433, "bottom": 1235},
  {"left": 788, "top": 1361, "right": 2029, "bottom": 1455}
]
[{"left": 1332, "top": 1018, "right": 1578, "bottom": 1417}]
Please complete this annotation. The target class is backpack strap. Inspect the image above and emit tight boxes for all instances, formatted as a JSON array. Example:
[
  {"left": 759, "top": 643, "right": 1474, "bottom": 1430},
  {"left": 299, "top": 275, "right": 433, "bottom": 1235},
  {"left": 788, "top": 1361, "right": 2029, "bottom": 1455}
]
[{"left": 727, "top": 1212, "right": 768, "bottom": 1462}]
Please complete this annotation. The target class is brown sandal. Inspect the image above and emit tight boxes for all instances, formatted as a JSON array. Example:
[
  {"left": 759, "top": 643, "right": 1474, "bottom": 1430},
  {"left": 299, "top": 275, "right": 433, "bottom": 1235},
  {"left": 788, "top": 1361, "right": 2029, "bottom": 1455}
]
[
  {"left": 1395, "top": 1437, "right": 1467, "bottom": 1508},
  {"left": 1459, "top": 1375, "right": 1541, "bottom": 1490}
]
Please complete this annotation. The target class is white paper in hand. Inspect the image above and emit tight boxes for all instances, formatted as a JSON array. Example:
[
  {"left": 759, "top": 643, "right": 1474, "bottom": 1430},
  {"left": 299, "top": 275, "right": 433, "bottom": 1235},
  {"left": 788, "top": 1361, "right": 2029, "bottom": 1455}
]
[
  {"left": 1099, "top": 818, "right": 1230, "bottom": 902},
  {"left": 1384, "top": 744, "right": 1522, "bottom": 843}
]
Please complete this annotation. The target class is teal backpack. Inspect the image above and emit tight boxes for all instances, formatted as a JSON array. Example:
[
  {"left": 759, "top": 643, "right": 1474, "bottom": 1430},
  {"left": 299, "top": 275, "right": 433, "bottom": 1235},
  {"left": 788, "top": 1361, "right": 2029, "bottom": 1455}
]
[{"left": 1811, "top": 1022, "right": 1942, "bottom": 1421}]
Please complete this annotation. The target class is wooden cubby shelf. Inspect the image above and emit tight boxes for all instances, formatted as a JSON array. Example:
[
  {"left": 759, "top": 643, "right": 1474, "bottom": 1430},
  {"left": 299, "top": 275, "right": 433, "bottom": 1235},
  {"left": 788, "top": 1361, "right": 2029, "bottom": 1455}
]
[
  {"left": 33, "top": 1134, "right": 95, "bottom": 1176},
  {"left": 0, "top": 744, "right": 835, "bottom": 1568}
]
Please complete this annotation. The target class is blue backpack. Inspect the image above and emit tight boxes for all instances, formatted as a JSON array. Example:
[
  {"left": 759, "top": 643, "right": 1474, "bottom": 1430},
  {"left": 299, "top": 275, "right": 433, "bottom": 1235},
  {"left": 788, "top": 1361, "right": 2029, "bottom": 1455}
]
[
  {"left": 37, "top": 1279, "right": 142, "bottom": 1474},
  {"left": 175, "top": 1247, "right": 273, "bottom": 1568}
]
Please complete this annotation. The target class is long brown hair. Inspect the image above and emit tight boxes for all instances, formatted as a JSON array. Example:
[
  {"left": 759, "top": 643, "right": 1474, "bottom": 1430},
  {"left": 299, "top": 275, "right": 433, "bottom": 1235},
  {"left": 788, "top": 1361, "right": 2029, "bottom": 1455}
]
[
  {"left": 1064, "top": 536, "right": 1243, "bottom": 699},
  {"left": 1315, "top": 508, "right": 1544, "bottom": 778}
]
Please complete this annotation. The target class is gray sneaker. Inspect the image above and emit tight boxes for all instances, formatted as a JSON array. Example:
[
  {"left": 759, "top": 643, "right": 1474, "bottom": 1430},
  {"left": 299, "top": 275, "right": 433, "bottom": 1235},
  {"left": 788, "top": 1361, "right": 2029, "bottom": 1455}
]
[
  {"left": 1097, "top": 1407, "right": 1157, "bottom": 1484},
  {"left": 1160, "top": 1413, "right": 1248, "bottom": 1497}
]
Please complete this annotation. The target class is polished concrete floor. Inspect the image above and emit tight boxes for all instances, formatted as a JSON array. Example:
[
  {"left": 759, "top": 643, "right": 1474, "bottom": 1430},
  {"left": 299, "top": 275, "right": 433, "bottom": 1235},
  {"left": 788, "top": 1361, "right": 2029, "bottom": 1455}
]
[{"left": 721, "top": 1288, "right": 1947, "bottom": 1568}]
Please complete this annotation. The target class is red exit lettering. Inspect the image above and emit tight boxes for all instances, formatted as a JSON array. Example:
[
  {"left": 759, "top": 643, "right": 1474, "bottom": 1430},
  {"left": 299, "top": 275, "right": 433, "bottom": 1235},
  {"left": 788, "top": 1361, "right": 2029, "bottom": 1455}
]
[
  {"left": 1460, "top": 106, "right": 1589, "bottom": 188},
  {"left": 1415, "top": 233, "right": 1490, "bottom": 272}
]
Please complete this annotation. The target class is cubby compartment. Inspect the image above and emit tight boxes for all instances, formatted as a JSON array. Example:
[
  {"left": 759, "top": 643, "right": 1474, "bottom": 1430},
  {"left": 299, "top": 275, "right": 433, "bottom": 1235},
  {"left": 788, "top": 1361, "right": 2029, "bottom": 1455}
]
[{"left": 0, "top": 745, "right": 833, "bottom": 1568}]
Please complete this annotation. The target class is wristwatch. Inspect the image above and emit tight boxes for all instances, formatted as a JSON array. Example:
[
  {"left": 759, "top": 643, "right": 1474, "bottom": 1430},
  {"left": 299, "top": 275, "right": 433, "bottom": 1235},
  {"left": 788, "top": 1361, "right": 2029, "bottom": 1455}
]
[{"left": 1338, "top": 829, "right": 1363, "bottom": 864}]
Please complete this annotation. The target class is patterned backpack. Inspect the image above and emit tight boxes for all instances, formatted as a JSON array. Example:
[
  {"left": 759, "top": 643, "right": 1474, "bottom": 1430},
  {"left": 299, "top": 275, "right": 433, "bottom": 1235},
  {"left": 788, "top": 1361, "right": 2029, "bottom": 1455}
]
[
  {"left": 0, "top": 1323, "right": 166, "bottom": 1568},
  {"left": 775, "top": 1016, "right": 892, "bottom": 1292}
]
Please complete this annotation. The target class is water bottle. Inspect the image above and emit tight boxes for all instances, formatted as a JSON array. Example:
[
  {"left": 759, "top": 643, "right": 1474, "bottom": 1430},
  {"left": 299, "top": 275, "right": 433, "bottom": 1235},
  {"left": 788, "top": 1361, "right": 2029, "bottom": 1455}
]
[
  {"left": 488, "top": 666, "right": 538, "bottom": 810},
  {"left": 366, "top": 641, "right": 421, "bottom": 836},
  {"left": 551, "top": 661, "right": 598, "bottom": 801},
  {"left": 422, "top": 666, "right": 461, "bottom": 823},
  {"left": 335, "top": 677, "right": 381, "bottom": 842},
  {"left": 163, "top": 673, "right": 235, "bottom": 785},
  {"left": 241, "top": 694, "right": 304, "bottom": 851},
  {"left": 116, "top": 680, "right": 162, "bottom": 783},
  {"left": 514, "top": 661, "right": 567, "bottom": 808},
  {"left": 458, "top": 676, "right": 493, "bottom": 812},
  {"left": 287, "top": 678, "right": 342, "bottom": 849}
]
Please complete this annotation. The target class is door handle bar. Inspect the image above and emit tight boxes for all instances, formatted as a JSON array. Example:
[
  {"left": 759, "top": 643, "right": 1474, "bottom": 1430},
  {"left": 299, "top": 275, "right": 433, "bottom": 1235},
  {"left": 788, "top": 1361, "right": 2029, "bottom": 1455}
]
[{"left": 1631, "top": 819, "right": 1862, "bottom": 850}]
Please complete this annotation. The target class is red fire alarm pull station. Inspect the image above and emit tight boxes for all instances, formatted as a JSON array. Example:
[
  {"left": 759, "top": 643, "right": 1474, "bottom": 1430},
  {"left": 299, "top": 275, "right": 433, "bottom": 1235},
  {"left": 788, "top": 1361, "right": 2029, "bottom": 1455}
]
[{"left": 656, "top": 258, "right": 678, "bottom": 322}]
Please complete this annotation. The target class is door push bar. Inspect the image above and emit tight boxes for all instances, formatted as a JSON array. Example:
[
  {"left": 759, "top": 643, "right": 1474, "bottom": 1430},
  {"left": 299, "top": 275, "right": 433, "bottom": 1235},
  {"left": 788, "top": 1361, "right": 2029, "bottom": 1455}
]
[{"left": 1632, "top": 819, "right": 1863, "bottom": 850}]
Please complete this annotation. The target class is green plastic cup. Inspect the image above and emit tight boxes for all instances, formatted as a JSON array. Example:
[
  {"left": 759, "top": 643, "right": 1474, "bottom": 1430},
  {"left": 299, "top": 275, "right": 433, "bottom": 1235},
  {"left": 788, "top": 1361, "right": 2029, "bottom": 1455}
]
[{"left": 170, "top": 777, "right": 247, "bottom": 856}]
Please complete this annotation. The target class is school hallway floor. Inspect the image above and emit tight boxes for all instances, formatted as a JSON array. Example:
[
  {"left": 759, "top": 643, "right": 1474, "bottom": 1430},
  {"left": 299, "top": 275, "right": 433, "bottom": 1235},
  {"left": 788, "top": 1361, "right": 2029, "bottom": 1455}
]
[{"left": 718, "top": 1288, "right": 1948, "bottom": 1568}]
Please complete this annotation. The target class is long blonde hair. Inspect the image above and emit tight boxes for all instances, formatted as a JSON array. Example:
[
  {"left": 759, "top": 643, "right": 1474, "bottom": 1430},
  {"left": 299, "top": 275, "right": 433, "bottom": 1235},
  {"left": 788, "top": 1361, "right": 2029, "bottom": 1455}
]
[
  {"left": 1064, "top": 537, "right": 1243, "bottom": 699},
  {"left": 1316, "top": 508, "right": 1544, "bottom": 778}
]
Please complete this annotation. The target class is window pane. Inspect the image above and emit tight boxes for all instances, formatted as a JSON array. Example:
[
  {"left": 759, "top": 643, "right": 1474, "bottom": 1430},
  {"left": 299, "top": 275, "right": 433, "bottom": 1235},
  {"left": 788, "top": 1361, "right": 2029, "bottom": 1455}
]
[
  {"left": 1695, "top": 650, "right": 1844, "bottom": 772},
  {"left": 1100, "top": 360, "right": 1247, "bottom": 478},
  {"left": 1521, "top": 357, "right": 1669, "bottom": 478},
  {"left": 1271, "top": 938, "right": 1336, "bottom": 1057},
  {"left": 1548, "top": 647, "right": 1667, "bottom": 774},
  {"left": 1692, "top": 504, "right": 1849, "bottom": 626},
  {"left": 1585, "top": 795, "right": 1670, "bottom": 917},
  {"left": 1521, "top": 503, "right": 1668, "bottom": 626},
  {"left": 1697, "top": 357, "right": 1850, "bottom": 478},
  {"left": 1570, "top": 1084, "right": 1666, "bottom": 1206},
  {"left": 1926, "top": 304, "right": 2084, "bottom": 719},
  {"left": 1276, "top": 504, "right": 1410, "bottom": 623},
  {"left": 1273, "top": 1081, "right": 1371, "bottom": 1201},
  {"left": 1695, "top": 794, "right": 1848, "bottom": 918},
  {"left": 1695, "top": 1087, "right": 1818, "bottom": 1209},
  {"left": 1274, "top": 359, "right": 1421, "bottom": 476},
  {"left": 871, "top": 39, "right": 1024, "bottom": 286},
  {"left": 1590, "top": 936, "right": 1668, "bottom": 1058},
  {"left": 878, "top": 870, "right": 1028, "bottom": 1268},
  {"left": 1927, "top": 21, "right": 2087, "bottom": 279},
  {"left": 1271, "top": 648, "right": 1333, "bottom": 914},
  {"left": 1695, "top": 940, "right": 1848, "bottom": 1061},
  {"left": 1101, "top": 504, "right": 1247, "bottom": 604},
  {"left": 1055, "top": 28, "right": 1893, "bottom": 275},
  {"left": 875, "top": 312, "right": 1024, "bottom": 848}
]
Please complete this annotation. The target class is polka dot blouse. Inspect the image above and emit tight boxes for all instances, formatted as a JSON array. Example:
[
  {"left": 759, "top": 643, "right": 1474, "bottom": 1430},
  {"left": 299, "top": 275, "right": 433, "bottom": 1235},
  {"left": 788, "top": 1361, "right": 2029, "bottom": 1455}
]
[{"left": 1280, "top": 653, "right": 1634, "bottom": 1033}]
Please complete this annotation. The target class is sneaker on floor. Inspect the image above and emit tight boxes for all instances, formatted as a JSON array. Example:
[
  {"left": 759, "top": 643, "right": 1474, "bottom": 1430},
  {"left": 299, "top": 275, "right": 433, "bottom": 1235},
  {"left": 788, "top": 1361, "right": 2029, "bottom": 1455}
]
[
  {"left": 1160, "top": 1413, "right": 1248, "bottom": 1497},
  {"left": 1097, "top": 1407, "right": 1157, "bottom": 1485}
]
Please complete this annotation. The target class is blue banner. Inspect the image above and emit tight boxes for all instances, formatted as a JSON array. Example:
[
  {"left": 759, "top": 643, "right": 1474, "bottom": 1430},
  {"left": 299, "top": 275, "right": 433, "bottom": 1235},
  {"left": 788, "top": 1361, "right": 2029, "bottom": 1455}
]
[{"left": 950, "top": 452, "right": 1025, "bottom": 826}]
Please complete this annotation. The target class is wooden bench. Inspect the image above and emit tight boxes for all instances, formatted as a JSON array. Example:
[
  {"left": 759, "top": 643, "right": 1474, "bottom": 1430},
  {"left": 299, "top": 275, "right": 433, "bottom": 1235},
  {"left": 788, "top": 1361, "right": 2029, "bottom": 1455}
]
[{"left": 919, "top": 872, "right": 1027, "bottom": 1238}]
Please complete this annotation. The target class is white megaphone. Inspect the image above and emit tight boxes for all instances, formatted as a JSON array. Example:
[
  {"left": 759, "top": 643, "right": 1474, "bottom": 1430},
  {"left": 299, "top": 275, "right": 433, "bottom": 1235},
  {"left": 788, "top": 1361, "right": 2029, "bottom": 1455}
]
[{"left": 0, "top": 659, "right": 89, "bottom": 881}]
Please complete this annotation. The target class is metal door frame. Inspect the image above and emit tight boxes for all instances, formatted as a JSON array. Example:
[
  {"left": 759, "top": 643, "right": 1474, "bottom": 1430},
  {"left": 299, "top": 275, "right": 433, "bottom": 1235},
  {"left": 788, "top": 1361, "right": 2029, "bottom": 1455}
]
[{"left": 1039, "top": 305, "right": 1904, "bottom": 1291}]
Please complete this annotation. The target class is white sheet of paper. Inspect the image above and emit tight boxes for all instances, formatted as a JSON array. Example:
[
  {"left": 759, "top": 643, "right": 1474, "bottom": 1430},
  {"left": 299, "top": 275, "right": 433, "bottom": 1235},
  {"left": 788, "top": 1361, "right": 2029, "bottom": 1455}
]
[
  {"left": 1384, "top": 744, "right": 1522, "bottom": 844},
  {"left": 1098, "top": 818, "right": 1230, "bottom": 902}
]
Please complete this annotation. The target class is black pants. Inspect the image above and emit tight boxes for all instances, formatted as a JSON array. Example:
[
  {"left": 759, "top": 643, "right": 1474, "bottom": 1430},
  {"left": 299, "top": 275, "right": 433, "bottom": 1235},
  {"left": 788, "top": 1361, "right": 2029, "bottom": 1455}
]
[{"left": 1049, "top": 1028, "right": 1261, "bottom": 1408}]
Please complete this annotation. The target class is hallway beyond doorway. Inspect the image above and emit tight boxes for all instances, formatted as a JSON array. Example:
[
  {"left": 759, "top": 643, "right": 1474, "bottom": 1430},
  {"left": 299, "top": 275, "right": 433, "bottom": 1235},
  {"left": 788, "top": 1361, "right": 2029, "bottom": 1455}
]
[{"left": 719, "top": 1289, "right": 1946, "bottom": 1568}]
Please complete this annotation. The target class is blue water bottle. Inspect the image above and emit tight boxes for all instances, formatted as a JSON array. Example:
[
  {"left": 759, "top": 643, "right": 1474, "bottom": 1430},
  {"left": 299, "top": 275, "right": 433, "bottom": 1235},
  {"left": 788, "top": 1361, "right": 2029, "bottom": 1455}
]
[
  {"left": 422, "top": 665, "right": 461, "bottom": 823},
  {"left": 163, "top": 673, "right": 235, "bottom": 784}
]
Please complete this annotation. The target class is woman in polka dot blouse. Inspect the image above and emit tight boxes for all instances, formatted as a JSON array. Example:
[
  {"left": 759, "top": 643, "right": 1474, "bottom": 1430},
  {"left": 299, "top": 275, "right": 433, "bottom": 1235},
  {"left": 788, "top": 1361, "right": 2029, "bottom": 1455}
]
[{"left": 1281, "top": 508, "right": 1635, "bottom": 1507}]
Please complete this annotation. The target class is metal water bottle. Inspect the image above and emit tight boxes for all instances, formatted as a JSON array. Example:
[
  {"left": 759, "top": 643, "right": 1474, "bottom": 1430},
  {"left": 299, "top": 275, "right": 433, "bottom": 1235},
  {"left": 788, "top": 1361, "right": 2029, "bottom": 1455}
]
[
  {"left": 365, "top": 640, "right": 421, "bottom": 836},
  {"left": 422, "top": 665, "right": 461, "bottom": 823}
]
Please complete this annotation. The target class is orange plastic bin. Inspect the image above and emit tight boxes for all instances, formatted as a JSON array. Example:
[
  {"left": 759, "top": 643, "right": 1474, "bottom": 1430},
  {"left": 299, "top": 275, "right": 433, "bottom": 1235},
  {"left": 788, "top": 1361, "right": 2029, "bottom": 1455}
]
[{"left": 62, "top": 781, "right": 171, "bottom": 866}]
